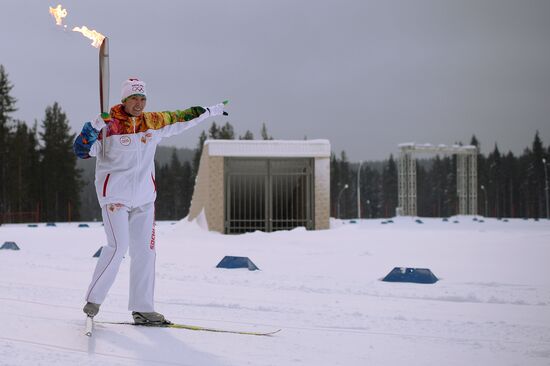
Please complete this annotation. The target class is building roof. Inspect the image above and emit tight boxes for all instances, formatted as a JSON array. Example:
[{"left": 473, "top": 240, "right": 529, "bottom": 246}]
[{"left": 204, "top": 139, "right": 331, "bottom": 158}]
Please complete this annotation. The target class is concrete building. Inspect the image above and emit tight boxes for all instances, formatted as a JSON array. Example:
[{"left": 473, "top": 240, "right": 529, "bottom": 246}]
[{"left": 188, "top": 139, "right": 331, "bottom": 234}]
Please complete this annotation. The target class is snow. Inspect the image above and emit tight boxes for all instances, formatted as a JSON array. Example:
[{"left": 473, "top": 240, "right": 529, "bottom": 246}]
[{"left": 1, "top": 217, "right": 549, "bottom": 365}]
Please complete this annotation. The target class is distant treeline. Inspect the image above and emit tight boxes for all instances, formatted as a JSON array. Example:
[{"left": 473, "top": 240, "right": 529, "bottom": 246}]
[
  {"left": 332, "top": 133, "right": 550, "bottom": 219},
  {"left": 1, "top": 65, "right": 549, "bottom": 223},
  {"left": 0, "top": 65, "right": 80, "bottom": 223}
]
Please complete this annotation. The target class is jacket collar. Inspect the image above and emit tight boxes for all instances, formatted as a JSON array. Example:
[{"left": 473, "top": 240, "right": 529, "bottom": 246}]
[{"left": 110, "top": 104, "right": 131, "bottom": 122}]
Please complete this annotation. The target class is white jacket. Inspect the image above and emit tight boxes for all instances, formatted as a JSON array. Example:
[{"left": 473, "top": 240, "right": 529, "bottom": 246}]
[{"left": 74, "top": 103, "right": 218, "bottom": 208}]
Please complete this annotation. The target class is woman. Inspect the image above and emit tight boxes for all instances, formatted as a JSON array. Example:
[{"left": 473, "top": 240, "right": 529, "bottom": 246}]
[{"left": 74, "top": 78, "right": 226, "bottom": 324}]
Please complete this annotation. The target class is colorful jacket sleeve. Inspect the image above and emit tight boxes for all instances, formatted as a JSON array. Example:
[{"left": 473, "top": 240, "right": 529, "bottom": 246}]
[
  {"left": 143, "top": 106, "right": 209, "bottom": 139},
  {"left": 73, "top": 122, "right": 100, "bottom": 159}
]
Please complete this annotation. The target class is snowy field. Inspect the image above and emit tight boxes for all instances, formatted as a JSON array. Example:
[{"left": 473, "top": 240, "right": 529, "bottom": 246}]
[{"left": 1, "top": 216, "right": 549, "bottom": 366}]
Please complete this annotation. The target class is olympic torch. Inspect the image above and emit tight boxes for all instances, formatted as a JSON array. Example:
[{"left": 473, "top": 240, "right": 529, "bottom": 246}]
[
  {"left": 99, "top": 37, "right": 110, "bottom": 157},
  {"left": 49, "top": 4, "right": 109, "bottom": 158}
]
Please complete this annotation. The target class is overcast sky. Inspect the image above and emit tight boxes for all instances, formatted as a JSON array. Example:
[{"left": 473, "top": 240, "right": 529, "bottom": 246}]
[{"left": 1, "top": 0, "right": 549, "bottom": 160}]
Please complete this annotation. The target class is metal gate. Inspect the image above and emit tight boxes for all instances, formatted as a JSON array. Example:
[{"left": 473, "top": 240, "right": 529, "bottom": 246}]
[{"left": 224, "top": 158, "right": 314, "bottom": 234}]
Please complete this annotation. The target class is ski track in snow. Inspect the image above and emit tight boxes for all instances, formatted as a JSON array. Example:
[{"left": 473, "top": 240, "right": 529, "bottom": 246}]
[{"left": 1, "top": 217, "right": 550, "bottom": 365}]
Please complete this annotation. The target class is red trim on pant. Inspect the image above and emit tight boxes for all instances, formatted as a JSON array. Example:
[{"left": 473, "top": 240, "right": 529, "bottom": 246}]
[
  {"left": 151, "top": 174, "right": 157, "bottom": 192},
  {"left": 103, "top": 173, "right": 111, "bottom": 197},
  {"left": 86, "top": 207, "right": 118, "bottom": 303}
]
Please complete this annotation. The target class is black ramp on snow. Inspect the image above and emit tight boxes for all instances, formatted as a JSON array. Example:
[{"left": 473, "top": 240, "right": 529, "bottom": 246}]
[
  {"left": 382, "top": 267, "right": 438, "bottom": 284},
  {"left": 1, "top": 241, "right": 20, "bottom": 250},
  {"left": 216, "top": 256, "right": 259, "bottom": 271},
  {"left": 93, "top": 247, "right": 103, "bottom": 257}
]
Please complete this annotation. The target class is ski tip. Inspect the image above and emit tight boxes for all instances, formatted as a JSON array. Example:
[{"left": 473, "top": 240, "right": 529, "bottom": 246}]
[{"left": 223, "top": 100, "right": 229, "bottom": 105}]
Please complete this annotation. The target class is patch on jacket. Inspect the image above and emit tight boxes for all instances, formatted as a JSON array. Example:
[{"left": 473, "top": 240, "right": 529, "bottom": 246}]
[
  {"left": 120, "top": 136, "right": 131, "bottom": 146},
  {"left": 141, "top": 132, "right": 153, "bottom": 144}
]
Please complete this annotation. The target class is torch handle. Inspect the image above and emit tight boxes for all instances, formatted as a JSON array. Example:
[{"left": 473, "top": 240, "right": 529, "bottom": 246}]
[
  {"left": 99, "top": 37, "right": 110, "bottom": 157},
  {"left": 99, "top": 37, "right": 110, "bottom": 115}
]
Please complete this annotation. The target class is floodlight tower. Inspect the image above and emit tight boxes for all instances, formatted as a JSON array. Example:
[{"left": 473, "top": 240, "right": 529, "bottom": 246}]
[{"left": 397, "top": 143, "right": 478, "bottom": 217}]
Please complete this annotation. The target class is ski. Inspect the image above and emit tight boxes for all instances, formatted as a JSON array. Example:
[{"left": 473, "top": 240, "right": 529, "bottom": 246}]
[
  {"left": 97, "top": 321, "right": 281, "bottom": 337},
  {"left": 84, "top": 316, "right": 94, "bottom": 337}
]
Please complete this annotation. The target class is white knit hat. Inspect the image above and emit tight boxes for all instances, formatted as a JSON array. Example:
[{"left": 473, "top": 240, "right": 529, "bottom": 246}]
[{"left": 121, "top": 78, "right": 147, "bottom": 102}]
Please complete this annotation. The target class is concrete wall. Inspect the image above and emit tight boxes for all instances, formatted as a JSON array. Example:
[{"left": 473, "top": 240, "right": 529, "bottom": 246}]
[
  {"left": 314, "top": 157, "right": 330, "bottom": 230},
  {"left": 188, "top": 145, "right": 224, "bottom": 232}
]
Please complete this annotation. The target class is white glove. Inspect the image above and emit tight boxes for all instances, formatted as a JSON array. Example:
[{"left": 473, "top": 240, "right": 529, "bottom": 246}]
[
  {"left": 91, "top": 113, "right": 108, "bottom": 131},
  {"left": 206, "top": 103, "right": 225, "bottom": 117}
]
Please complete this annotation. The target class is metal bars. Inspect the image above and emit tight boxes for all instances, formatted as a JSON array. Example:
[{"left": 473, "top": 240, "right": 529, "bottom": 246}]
[
  {"left": 457, "top": 154, "right": 467, "bottom": 215},
  {"left": 224, "top": 158, "right": 313, "bottom": 234},
  {"left": 457, "top": 152, "right": 478, "bottom": 215},
  {"left": 469, "top": 153, "right": 478, "bottom": 215}
]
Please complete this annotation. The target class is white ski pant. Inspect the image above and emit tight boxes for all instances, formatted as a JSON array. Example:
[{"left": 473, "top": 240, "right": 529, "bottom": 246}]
[{"left": 85, "top": 202, "right": 156, "bottom": 312}]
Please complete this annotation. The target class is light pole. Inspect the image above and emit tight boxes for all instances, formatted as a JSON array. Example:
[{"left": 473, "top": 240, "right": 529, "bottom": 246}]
[
  {"left": 543, "top": 158, "right": 549, "bottom": 220},
  {"left": 337, "top": 184, "right": 349, "bottom": 219},
  {"left": 481, "top": 184, "right": 488, "bottom": 217},
  {"left": 357, "top": 161, "right": 363, "bottom": 219}
]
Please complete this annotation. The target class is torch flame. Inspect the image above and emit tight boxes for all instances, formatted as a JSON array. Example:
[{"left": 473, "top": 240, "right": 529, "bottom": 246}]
[
  {"left": 49, "top": 4, "right": 106, "bottom": 48},
  {"left": 49, "top": 4, "right": 68, "bottom": 28},
  {"left": 72, "top": 26, "right": 106, "bottom": 48}
]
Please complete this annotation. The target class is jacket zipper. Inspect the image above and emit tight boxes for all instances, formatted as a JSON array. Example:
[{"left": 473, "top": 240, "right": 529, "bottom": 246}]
[{"left": 132, "top": 117, "right": 143, "bottom": 206}]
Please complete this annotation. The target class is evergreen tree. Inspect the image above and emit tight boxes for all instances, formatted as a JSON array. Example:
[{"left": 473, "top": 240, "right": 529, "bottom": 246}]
[
  {"left": 517, "top": 147, "right": 531, "bottom": 218},
  {"left": 416, "top": 162, "right": 431, "bottom": 216},
  {"left": 208, "top": 122, "right": 220, "bottom": 139},
  {"left": 218, "top": 122, "right": 235, "bottom": 139},
  {"left": 169, "top": 149, "right": 184, "bottom": 218},
  {"left": 260, "top": 123, "right": 273, "bottom": 140},
  {"left": 332, "top": 151, "right": 352, "bottom": 218},
  {"left": 502, "top": 151, "right": 518, "bottom": 217},
  {"left": 7, "top": 121, "right": 40, "bottom": 218},
  {"left": 359, "top": 164, "right": 381, "bottom": 218},
  {"left": 0, "top": 65, "right": 17, "bottom": 218},
  {"left": 180, "top": 160, "right": 194, "bottom": 217},
  {"left": 427, "top": 156, "right": 443, "bottom": 217},
  {"left": 469, "top": 135, "right": 479, "bottom": 148},
  {"left": 443, "top": 155, "right": 457, "bottom": 217},
  {"left": 39, "top": 102, "right": 81, "bottom": 221},
  {"left": 381, "top": 154, "right": 398, "bottom": 217},
  {"left": 239, "top": 130, "right": 254, "bottom": 140},
  {"left": 486, "top": 144, "right": 503, "bottom": 217},
  {"left": 329, "top": 153, "right": 339, "bottom": 217},
  {"left": 471, "top": 135, "right": 488, "bottom": 216},
  {"left": 528, "top": 131, "right": 546, "bottom": 218},
  {"left": 155, "top": 149, "right": 197, "bottom": 220},
  {"left": 154, "top": 162, "right": 170, "bottom": 219}
]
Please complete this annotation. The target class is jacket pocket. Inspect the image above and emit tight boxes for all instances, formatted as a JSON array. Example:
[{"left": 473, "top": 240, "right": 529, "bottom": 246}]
[{"left": 102, "top": 173, "right": 111, "bottom": 197}]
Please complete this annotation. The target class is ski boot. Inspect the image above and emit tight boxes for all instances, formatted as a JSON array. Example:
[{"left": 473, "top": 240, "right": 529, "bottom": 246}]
[
  {"left": 132, "top": 311, "right": 171, "bottom": 325},
  {"left": 83, "top": 302, "right": 100, "bottom": 317}
]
